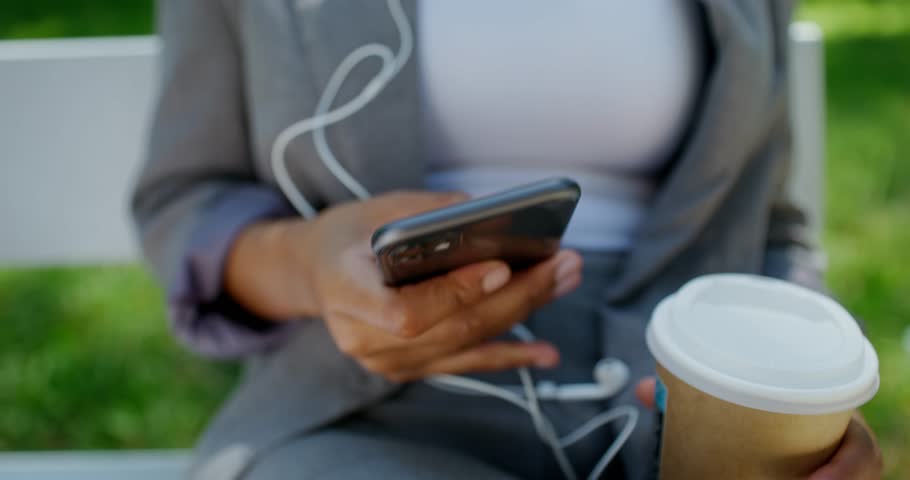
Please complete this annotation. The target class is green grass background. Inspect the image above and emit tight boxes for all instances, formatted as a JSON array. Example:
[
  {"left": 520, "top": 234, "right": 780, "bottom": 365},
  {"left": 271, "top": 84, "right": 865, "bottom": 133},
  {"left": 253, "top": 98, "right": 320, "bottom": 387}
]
[{"left": 1, "top": 0, "right": 908, "bottom": 478}]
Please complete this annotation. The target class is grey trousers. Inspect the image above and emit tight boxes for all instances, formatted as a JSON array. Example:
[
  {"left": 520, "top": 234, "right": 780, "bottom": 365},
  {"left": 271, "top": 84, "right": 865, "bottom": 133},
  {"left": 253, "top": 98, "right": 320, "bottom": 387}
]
[{"left": 240, "top": 252, "right": 642, "bottom": 479}]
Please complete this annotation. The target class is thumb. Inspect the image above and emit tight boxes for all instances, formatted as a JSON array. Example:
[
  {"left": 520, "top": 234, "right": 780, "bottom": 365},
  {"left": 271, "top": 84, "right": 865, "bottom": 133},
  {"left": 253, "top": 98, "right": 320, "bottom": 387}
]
[
  {"left": 389, "top": 260, "right": 512, "bottom": 338},
  {"left": 636, "top": 377, "right": 657, "bottom": 410}
]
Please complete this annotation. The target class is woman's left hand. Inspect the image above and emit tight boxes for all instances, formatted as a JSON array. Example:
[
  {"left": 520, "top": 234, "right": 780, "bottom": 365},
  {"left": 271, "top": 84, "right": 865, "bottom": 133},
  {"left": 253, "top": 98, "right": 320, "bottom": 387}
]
[
  {"left": 634, "top": 377, "right": 884, "bottom": 479},
  {"left": 806, "top": 411, "right": 883, "bottom": 480}
]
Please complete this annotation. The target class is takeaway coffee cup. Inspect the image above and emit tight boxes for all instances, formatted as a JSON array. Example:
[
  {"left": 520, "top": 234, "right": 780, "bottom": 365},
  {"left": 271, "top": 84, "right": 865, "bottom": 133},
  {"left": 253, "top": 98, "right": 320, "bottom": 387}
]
[{"left": 646, "top": 274, "right": 879, "bottom": 480}]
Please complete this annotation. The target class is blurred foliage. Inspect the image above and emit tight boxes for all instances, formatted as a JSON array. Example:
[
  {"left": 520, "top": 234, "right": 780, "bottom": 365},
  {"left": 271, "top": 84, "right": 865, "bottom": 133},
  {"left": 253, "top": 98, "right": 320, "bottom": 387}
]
[
  {"left": 0, "top": 0, "right": 153, "bottom": 39},
  {"left": 0, "top": 266, "right": 237, "bottom": 449},
  {"left": 0, "top": 1, "right": 908, "bottom": 478},
  {"left": 797, "top": 1, "right": 910, "bottom": 478}
]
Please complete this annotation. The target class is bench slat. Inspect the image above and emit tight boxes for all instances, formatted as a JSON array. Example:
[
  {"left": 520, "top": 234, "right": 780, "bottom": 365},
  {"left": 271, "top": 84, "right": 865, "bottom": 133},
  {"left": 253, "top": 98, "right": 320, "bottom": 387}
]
[{"left": 0, "top": 450, "right": 190, "bottom": 480}]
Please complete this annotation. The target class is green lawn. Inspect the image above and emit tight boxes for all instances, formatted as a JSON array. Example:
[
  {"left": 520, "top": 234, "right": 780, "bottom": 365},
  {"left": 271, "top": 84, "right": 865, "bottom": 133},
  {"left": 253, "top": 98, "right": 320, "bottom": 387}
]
[
  {"left": 0, "top": 267, "right": 236, "bottom": 449},
  {"left": 1, "top": 1, "right": 908, "bottom": 478}
]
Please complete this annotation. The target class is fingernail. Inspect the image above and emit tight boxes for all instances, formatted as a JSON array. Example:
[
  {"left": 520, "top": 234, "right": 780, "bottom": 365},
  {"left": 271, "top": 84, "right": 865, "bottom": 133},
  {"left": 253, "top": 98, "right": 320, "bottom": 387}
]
[
  {"left": 553, "top": 273, "right": 581, "bottom": 298},
  {"left": 533, "top": 345, "right": 560, "bottom": 368},
  {"left": 482, "top": 267, "right": 511, "bottom": 293},
  {"left": 554, "top": 252, "right": 581, "bottom": 282}
]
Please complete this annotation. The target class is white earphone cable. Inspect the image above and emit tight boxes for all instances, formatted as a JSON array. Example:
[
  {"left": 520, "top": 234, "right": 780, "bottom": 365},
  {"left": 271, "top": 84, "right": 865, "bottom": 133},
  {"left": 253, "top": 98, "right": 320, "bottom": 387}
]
[
  {"left": 270, "top": 2, "right": 637, "bottom": 478},
  {"left": 519, "top": 366, "right": 579, "bottom": 480},
  {"left": 312, "top": 0, "right": 413, "bottom": 201},
  {"left": 431, "top": 361, "right": 638, "bottom": 480},
  {"left": 272, "top": 0, "right": 412, "bottom": 216}
]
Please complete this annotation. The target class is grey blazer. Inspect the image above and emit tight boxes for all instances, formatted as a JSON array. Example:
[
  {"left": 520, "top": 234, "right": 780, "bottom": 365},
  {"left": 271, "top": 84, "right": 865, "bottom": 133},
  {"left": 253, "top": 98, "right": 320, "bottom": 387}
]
[{"left": 132, "top": 1, "right": 818, "bottom": 478}]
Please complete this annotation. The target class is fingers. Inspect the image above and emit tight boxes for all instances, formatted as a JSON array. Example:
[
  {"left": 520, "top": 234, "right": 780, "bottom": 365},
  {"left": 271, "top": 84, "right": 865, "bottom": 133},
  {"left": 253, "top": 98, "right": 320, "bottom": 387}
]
[
  {"left": 378, "top": 341, "right": 560, "bottom": 383},
  {"left": 390, "top": 260, "right": 512, "bottom": 337},
  {"left": 330, "top": 259, "right": 512, "bottom": 338},
  {"left": 635, "top": 377, "right": 657, "bottom": 409},
  {"left": 808, "top": 413, "right": 883, "bottom": 480},
  {"left": 338, "top": 249, "right": 579, "bottom": 359},
  {"left": 338, "top": 249, "right": 580, "bottom": 341},
  {"left": 324, "top": 254, "right": 531, "bottom": 356},
  {"left": 326, "top": 247, "right": 583, "bottom": 382},
  {"left": 421, "top": 250, "right": 583, "bottom": 346}
]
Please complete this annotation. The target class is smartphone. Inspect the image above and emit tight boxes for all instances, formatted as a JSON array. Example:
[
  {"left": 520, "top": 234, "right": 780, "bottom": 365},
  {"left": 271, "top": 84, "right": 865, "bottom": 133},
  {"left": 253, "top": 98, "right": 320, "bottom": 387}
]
[{"left": 371, "top": 177, "right": 580, "bottom": 286}]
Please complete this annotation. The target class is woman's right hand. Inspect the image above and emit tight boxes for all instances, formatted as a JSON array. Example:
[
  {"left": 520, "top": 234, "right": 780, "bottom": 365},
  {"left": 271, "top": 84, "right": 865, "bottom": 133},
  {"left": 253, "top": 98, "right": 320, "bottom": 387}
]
[{"left": 225, "top": 191, "right": 583, "bottom": 382}]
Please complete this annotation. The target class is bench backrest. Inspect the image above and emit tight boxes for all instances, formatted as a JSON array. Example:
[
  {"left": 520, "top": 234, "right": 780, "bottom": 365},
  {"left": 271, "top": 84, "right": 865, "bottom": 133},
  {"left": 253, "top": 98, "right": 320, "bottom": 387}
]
[{"left": 0, "top": 36, "right": 156, "bottom": 265}]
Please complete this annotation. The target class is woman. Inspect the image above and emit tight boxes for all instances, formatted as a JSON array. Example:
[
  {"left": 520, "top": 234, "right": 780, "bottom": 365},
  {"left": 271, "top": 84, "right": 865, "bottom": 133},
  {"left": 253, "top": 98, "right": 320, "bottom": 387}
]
[{"left": 132, "top": 1, "right": 882, "bottom": 478}]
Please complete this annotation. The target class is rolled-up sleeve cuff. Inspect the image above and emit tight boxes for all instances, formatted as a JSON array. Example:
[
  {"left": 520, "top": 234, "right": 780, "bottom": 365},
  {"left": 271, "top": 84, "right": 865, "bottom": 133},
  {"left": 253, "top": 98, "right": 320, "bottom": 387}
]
[{"left": 168, "top": 185, "right": 298, "bottom": 358}]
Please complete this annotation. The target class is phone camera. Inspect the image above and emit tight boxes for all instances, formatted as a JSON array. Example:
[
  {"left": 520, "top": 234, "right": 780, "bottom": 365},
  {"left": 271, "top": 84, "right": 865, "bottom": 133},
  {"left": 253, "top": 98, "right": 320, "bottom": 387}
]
[{"left": 390, "top": 245, "right": 423, "bottom": 265}]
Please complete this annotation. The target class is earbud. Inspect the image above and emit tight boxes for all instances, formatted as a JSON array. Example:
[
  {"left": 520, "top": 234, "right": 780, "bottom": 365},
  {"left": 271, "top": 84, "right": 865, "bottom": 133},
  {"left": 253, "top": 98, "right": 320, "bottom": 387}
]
[
  {"left": 534, "top": 358, "right": 629, "bottom": 402},
  {"left": 594, "top": 357, "right": 630, "bottom": 395}
]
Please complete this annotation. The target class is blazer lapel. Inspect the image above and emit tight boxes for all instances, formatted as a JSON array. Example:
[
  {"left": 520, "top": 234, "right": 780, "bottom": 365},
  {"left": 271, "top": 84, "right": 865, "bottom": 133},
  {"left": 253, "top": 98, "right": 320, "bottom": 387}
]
[{"left": 605, "top": 0, "right": 785, "bottom": 302}]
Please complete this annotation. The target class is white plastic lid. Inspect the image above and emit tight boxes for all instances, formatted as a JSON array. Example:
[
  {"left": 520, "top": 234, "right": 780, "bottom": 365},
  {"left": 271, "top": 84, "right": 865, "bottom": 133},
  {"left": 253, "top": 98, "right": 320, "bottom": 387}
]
[{"left": 646, "top": 274, "right": 879, "bottom": 415}]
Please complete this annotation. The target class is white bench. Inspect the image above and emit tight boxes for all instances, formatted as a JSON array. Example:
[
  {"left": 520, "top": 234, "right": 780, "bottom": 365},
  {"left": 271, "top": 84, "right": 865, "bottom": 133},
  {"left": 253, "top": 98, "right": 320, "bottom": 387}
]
[
  {"left": 0, "top": 23, "right": 826, "bottom": 479},
  {"left": 0, "top": 450, "right": 190, "bottom": 480}
]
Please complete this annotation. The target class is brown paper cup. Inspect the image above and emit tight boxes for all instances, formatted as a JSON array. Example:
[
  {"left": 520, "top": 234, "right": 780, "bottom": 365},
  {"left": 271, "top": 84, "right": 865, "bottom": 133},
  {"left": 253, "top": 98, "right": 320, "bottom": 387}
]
[
  {"left": 657, "top": 364, "right": 851, "bottom": 480},
  {"left": 646, "top": 275, "right": 879, "bottom": 480}
]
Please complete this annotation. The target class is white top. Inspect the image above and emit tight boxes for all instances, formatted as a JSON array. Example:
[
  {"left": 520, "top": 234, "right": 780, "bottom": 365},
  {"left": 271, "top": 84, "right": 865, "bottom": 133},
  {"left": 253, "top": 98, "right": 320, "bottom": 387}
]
[
  {"left": 646, "top": 274, "right": 880, "bottom": 415},
  {"left": 419, "top": 0, "right": 705, "bottom": 249}
]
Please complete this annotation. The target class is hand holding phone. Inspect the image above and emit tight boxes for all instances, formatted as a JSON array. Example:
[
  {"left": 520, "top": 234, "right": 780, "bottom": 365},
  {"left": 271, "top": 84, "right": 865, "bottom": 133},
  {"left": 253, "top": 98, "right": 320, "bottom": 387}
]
[{"left": 225, "top": 188, "right": 583, "bottom": 381}]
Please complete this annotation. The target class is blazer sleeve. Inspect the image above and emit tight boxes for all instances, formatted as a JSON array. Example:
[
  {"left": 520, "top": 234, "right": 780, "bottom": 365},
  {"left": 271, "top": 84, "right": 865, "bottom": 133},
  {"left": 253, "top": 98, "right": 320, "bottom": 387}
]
[
  {"left": 131, "top": 0, "right": 297, "bottom": 358},
  {"left": 761, "top": 0, "right": 828, "bottom": 293}
]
